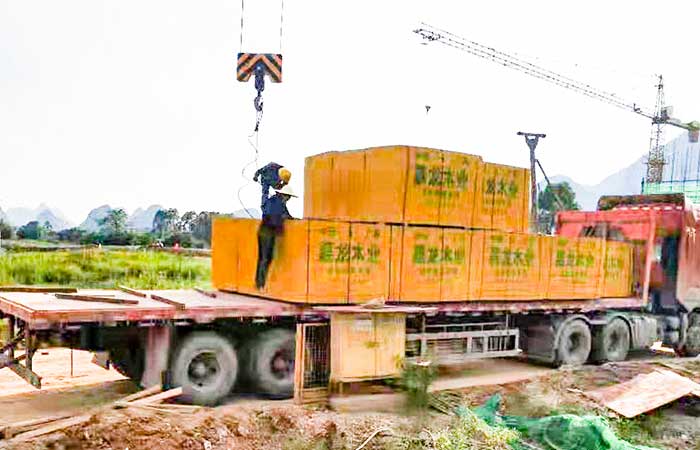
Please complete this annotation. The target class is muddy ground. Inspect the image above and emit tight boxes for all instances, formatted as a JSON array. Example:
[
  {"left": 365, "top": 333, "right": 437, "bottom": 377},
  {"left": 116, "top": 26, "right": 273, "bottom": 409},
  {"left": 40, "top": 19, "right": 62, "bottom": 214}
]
[{"left": 0, "top": 349, "right": 699, "bottom": 450}]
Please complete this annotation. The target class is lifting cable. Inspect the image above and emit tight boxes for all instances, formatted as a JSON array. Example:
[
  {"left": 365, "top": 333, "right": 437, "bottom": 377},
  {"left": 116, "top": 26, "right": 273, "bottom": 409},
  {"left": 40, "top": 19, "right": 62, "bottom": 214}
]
[{"left": 236, "top": 0, "right": 285, "bottom": 217}]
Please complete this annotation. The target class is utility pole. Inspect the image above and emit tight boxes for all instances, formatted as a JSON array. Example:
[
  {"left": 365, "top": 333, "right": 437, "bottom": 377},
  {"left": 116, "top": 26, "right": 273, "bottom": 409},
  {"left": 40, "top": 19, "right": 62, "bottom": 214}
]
[{"left": 517, "top": 131, "right": 546, "bottom": 232}]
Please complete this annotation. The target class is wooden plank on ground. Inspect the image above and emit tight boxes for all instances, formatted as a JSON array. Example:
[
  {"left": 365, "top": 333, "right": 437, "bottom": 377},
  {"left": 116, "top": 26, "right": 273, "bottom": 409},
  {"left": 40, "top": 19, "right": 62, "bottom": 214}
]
[
  {"left": 586, "top": 369, "right": 700, "bottom": 418},
  {"left": 12, "top": 415, "right": 92, "bottom": 442},
  {"left": 130, "top": 387, "right": 183, "bottom": 405},
  {"left": 1, "top": 414, "right": 73, "bottom": 439},
  {"left": 148, "top": 294, "right": 186, "bottom": 310},
  {"left": 115, "top": 385, "right": 162, "bottom": 404},
  {"left": 54, "top": 294, "right": 139, "bottom": 305}
]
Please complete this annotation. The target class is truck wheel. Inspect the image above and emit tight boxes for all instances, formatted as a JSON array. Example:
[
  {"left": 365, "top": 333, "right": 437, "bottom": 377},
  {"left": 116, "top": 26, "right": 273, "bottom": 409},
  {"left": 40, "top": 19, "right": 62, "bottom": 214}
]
[
  {"left": 592, "top": 318, "right": 630, "bottom": 363},
  {"left": 244, "top": 328, "right": 295, "bottom": 398},
  {"left": 170, "top": 332, "right": 238, "bottom": 406},
  {"left": 556, "top": 320, "right": 591, "bottom": 366}
]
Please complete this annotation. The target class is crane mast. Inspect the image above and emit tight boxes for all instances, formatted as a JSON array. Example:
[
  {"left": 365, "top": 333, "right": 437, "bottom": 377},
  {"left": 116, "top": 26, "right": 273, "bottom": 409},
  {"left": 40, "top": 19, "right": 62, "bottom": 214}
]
[{"left": 414, "top": 23, "right": 698, "bottom": 184}]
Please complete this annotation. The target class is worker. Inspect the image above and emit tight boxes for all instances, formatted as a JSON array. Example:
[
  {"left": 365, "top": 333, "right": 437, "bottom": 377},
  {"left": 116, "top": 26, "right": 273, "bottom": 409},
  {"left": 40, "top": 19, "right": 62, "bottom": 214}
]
[
  {"left": 255, "top": 184, "right": 296, "bottom": 289},
  {"left": 253, "top": 162, "right": 292, "bottom": 209}
]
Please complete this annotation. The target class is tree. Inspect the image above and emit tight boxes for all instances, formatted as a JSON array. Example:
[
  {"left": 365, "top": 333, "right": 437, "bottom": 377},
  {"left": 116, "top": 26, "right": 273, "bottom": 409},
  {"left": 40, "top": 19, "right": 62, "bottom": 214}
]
[
  {"left": 0, "top": 221, "right": 13, "bottom": 240},
  {"left": 16, "top": 221, "right": 46, "bottom": 240},
  {"left": 98, "top": 208, "right": 128, "bottom": 235},
  {"left": 57, "top": 227, "right": 86, "bottom": 243},
  {"left": 537, "top": 182, "right": 580, "bottom": 233}
]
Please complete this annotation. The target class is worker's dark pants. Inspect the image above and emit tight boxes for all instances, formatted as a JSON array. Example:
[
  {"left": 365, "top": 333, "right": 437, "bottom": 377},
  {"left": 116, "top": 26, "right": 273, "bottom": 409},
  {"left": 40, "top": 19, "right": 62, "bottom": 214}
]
[{"left": 256, "top": 225, "right": 277, "bottom": 289}]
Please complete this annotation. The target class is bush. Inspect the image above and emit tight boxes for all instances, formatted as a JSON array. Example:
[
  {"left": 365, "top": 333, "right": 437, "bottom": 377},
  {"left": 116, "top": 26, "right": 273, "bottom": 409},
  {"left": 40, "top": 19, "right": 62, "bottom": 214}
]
[{"left": 0, "top": 221, "right": 13, "bottom": 240}]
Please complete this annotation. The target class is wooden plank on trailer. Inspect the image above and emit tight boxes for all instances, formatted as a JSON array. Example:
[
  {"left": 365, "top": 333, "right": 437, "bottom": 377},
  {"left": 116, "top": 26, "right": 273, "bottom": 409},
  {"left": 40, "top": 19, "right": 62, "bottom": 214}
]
[
  {"left": 293, "top": 323, "right": 305, "bottom": 405},
  {"left": 54, "top": 294, "right": 139, "bottom": 305},
  {"left": 0, "top": 287, "right": 77, "bottom": 293},
  {"left": 194, "top": 288, "right": 217, "bottom": 298},
  {"left": 149, "top": 294, "right": 186, "bottom": 310},
  {"left": 117, "top": 286, "right": 148, "bottom": 298}
]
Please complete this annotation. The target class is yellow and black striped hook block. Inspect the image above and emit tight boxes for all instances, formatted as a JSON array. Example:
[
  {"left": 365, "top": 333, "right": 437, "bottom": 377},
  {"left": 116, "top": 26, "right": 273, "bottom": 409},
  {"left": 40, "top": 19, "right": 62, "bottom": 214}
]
[{"left": 236, "top": 53, "right": 283, "bottom": 83}]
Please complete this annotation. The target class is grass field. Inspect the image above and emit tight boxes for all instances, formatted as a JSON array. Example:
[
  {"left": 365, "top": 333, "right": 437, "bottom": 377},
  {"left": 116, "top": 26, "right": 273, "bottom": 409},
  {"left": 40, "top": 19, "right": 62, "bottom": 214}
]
[{"left": 0, "top": 249, "right": 211, "bottom": 289}]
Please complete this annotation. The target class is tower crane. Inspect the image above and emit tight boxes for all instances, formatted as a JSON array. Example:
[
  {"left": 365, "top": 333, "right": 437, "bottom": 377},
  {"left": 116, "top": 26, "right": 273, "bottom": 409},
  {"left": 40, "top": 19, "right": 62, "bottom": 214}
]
[{"left": 414, "top": 23, "right": 700, "bottom": 185}]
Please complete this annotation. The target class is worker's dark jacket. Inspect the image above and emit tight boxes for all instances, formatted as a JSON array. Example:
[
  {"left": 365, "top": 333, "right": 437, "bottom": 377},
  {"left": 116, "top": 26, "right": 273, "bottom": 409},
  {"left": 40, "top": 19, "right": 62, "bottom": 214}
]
[
  {"left": 261, "top": 194, "right": 292, "bottom": 234},
  {"left": 256, "top": 193, "right": 293, "bottom": 288},
  {"left": 254, "top": 162, "right": 283, "bottom": 189}
]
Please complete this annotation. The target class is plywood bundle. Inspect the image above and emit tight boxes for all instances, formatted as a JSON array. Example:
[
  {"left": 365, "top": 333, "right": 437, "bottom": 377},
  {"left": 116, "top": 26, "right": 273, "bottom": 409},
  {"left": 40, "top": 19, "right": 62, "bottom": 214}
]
[
  {"left": 212, "top": 218, "right": 634, "bottom": 304},
  {"left": 303, "top": 146, "right": 527, "bottom": 232}
]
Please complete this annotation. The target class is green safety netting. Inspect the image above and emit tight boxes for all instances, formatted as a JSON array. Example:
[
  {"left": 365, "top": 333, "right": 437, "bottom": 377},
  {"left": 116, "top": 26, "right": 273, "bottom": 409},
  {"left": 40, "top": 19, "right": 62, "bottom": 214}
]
[{"left": 455, "top": 394, "right": 659, "bottom": 450}]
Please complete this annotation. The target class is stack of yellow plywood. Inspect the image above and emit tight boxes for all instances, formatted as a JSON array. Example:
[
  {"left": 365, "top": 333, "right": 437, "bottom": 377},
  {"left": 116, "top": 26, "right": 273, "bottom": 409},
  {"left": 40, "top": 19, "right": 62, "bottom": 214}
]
[
  {"left": 212, "top": 217, "right": 634, "bottom": 304},
  {"left": 303, "top": 146, "right": 529, "bottom": 232}
]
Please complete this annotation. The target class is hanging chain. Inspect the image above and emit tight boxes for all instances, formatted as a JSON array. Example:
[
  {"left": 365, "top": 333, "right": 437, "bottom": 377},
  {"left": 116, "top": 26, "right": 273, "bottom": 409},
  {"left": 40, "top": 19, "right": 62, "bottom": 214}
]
[{"left": 253, "top": 63, "right": 265, "bottom": 132}]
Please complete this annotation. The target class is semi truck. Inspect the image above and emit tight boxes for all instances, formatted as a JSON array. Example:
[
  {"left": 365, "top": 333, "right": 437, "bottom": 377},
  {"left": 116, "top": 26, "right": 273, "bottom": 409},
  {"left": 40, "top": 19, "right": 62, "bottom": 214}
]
[{"left": 0, "top": 187, "right": 698, "bottom": 405}]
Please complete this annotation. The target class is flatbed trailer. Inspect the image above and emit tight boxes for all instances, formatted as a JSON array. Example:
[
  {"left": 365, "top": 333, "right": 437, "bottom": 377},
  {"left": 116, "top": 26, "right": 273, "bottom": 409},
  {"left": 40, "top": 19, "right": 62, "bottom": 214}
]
[{"left": 0, "top": 286, "right": 652, "bottom": 405}]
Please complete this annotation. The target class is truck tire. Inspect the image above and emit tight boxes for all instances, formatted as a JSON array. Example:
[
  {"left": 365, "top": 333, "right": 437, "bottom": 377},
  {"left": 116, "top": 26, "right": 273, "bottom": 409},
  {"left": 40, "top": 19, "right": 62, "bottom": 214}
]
[
  {"left": 170, "top": 332, "right": 238, "bottom": 406},
  {"left": 244, "top": 328, "right": 295, "bottom": 397},
  {"left": 592, "top": 318, "right": 630, "bottom": 363},
  {"left": 556, "top": 320, "right": 591, "bottom": 366}
]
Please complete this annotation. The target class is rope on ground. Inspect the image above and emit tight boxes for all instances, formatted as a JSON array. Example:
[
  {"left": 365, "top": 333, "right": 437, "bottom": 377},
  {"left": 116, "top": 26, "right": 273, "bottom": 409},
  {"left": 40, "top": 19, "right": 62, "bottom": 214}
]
[{"left": 354, "top": 427, "right": 392, "bottom": 450}]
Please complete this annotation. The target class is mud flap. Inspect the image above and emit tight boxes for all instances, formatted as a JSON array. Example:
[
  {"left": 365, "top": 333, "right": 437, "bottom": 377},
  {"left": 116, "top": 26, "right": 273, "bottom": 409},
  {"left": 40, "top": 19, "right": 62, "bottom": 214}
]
[{"left": 140, "top": 325, "right": 173, "bottom": 388}]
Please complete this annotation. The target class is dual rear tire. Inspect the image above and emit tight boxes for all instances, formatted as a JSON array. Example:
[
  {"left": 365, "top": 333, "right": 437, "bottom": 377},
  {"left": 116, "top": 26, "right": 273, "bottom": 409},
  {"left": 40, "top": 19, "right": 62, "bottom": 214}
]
[
  {"left": 555, "top": 318, "right": 630, "bottom": 366},
  {"left": 169, "top": 328, "right": 296, "bottom": 405}
]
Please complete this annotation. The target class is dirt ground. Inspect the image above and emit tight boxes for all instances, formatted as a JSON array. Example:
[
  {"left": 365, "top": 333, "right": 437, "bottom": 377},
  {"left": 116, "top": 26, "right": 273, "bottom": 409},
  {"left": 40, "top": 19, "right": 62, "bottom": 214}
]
[{"left": 0, "top": 351, "right": 699, "bottom": 450}]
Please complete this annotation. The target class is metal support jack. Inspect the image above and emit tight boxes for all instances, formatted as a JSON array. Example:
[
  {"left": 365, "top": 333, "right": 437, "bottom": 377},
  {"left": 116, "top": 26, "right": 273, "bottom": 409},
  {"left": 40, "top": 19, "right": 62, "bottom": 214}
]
[{"left": 0, "top": 319, "right": 42, "bottom": 388}]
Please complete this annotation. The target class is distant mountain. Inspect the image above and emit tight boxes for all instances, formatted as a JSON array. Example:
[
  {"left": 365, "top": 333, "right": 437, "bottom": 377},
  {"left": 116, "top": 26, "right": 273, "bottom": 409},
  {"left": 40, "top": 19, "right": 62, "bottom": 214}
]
[
  {"left": 0, "top": 208, "right": 6, "bottom": 223},
  {"left": 545, "top": 132, "right": 696, "bottom": 210},
  {"left": 79, "top": 205, "right": 113, "bottom": 232},
  {"left": 5, "top": 204, "right": 73, "bottom": 230},
  {"left": 128, "top": 205, "right": 163, "bottom": 232}
]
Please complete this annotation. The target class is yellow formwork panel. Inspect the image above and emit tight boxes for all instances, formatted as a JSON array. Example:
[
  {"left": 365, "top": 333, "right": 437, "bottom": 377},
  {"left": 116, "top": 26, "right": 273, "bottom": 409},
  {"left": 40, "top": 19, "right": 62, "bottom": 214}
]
[
  {"left": 363, "top": 146, "right": 409, "bottom": 223},
  {"left": 303, "top": 152, "right": 335, "bottom": 219},
  {"left": 404, "top": 147, "right": 443, "bottom": 225},
  {"left": 602, "top": 241, "right": 634, "bottom": 297},
  {"left": 348, "top": 223, "right": 390, "bottom": 303},
  {"left": 397, "top": 226, "right": 443, "bottom": 302},
  {"left": 474, "top": 163, "right": 530, "bottom": 232},
  {"left": 211, "top": 217, "right": 240, "bottom": 292},
  {"left": 388, "top": 225, "right": 404, "bottom": 301},
  {"left": 330, "top": 312, "right": 405, "bottom": 381},
  {"left": 467, "top": 231, "right": 485, "bottom": 300},
  {"left": 440, "top": 228, "right": 470, "bottom": 301},
  {"left": 546, "top": 236, "right": 603, "bottom": 300},
  {"left": 439, "top": 151, "right": 482, "bottom": 227},
  {"left": 265, "top": 220, "right": 309, "bottom": 302},
  {"left": 234, "top": 219, "right": 261, "bottom": 296},
  {"left": 331, "top": 150, "right": 366, "bottom": 221},
  {"left": 478, "top": 231, "right": 546, "bottom": 300},
  {"left": 308, "top": 220, "right": 350, "bottom": 304}
]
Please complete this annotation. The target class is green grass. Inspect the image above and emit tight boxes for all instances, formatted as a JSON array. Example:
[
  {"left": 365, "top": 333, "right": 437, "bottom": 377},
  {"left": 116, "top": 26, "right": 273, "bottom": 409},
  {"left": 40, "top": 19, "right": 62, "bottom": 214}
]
[{"left": 0, "top": 249, "right": 211, "bottom": 289}]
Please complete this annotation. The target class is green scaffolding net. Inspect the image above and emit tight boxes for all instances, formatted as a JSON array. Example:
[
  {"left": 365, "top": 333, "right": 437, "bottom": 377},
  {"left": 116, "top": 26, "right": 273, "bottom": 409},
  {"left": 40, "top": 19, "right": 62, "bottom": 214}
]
[{"left": 455, "top": 394, "right": 659, "bottom": 450}]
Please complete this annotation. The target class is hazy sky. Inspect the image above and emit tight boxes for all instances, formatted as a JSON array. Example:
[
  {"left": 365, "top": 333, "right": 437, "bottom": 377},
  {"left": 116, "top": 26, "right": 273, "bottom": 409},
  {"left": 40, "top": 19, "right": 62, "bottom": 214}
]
[{"left": 2, "top": 0, "right": 700, "bottom": 224}]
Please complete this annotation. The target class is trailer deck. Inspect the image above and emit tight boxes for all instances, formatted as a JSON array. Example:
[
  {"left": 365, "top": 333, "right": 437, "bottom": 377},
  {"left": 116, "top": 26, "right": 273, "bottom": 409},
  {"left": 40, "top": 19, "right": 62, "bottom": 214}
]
[{"left": 0, "top": 289, "right": 308, "bottom": 329}]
